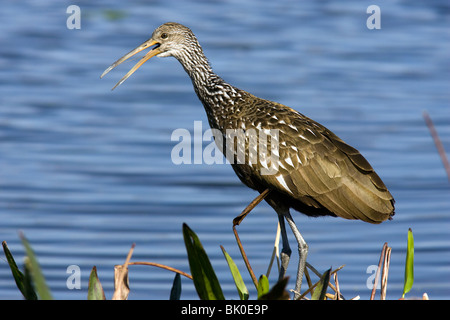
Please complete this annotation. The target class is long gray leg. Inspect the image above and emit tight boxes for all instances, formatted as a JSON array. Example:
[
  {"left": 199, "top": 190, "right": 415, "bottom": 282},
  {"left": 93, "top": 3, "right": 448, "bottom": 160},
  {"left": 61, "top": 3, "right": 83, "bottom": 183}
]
[
  {"left": 277, "top": 213, "right": 291, "bottom": 281},
  {"left": 283, "top": 210, "right": 308, "bottom": 299}
]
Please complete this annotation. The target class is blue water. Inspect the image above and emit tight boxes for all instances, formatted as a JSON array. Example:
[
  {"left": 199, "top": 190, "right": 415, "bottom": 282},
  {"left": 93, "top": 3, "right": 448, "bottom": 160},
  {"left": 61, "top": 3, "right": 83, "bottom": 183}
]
[{"left": 0, "top": 0, "right": 449, "bottom": 300}]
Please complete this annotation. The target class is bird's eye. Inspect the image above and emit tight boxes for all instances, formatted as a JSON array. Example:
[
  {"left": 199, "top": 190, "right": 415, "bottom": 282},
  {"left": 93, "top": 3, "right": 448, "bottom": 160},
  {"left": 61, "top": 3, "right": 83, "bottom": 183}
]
[{"left": 161, "top": 33, "right": 168, "bottom": 39}]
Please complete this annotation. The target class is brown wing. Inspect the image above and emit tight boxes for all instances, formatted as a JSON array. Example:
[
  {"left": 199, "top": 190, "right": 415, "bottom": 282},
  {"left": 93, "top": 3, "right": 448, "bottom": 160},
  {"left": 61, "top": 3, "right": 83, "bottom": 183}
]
[{"left": 247, "top": 100, "right": 395, "bottom": 224}]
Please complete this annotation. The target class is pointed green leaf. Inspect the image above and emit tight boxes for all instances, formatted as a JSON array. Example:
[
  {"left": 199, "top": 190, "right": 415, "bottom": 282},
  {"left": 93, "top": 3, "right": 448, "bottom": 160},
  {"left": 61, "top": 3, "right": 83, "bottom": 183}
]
[
  {"left": 257, "top": 274, "right": 269, "bottom": 299},
  {"left": 402, "top": 228, "right": 414, "bottom": 298},
  {"left": 182, "top": 223, "right": 224, "bottom": 300},
  {"left": 311, "top": 268, "right": 331, "bottom": 300},
  {"left": 20, "top": 233, "right": 53, "bottom": 300},
  {"left": 23, "top": 258, "right": 39, "bottom": 300},
  {"left": 2, "top": 241, "right": 37, "bottom": 300},
  {"left": 88, "top": 266, "right": 106, "bottom": 300},
  {"left": 170, "top": 273, "right": 182, "bottom": 300},
  {"left": 221, "top": 246, "right": 249, "bottom": 300}
]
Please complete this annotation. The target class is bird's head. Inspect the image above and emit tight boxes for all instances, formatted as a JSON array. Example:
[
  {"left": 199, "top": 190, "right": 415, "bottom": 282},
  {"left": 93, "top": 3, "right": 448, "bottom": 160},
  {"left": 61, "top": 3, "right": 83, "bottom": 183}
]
[{"left": 101, "top": 22, "right": 197, "bottom": 90}]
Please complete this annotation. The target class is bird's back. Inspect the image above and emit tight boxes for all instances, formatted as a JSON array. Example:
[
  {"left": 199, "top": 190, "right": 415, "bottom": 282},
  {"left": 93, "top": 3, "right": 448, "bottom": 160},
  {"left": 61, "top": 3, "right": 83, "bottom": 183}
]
[{"left": 221, "top": 92, "right": 395, "bottom": 224}]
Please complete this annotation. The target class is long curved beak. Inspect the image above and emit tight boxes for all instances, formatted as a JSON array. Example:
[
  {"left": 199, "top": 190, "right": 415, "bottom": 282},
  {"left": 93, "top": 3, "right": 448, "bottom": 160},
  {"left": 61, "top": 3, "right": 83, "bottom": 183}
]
[{"left": 101, "top": 39, "right": 161, "bottom": 90}]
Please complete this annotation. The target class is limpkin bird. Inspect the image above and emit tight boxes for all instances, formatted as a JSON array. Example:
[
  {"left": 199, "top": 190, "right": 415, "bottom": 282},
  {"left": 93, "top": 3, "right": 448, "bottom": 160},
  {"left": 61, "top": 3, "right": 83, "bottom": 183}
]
[{"left": 101, "top": 22, "right": 395, "bottom": 298}]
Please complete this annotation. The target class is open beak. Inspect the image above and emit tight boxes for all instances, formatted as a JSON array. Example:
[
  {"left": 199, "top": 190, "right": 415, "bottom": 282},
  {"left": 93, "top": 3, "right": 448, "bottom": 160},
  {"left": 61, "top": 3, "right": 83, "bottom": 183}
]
[{"left": 101, "top": 39, "right": 161, "bottom": 90}]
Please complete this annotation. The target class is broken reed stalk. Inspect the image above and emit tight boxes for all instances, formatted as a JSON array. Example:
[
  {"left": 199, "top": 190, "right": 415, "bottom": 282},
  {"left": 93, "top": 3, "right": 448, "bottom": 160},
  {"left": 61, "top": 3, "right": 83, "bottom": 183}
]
[
  {"left": 128, "top": 262, "right": 192, "bottom": 280},
  {"left": 370, "top": 242, "right": 392, "bottom": 300},
  {"left": 232, "top": 189, "right": 271, "bottom": 289},
  {"left": 112, "top": 243, "right": 135, "bottom": 300},
  {"left": 334, "top": 272, "right": 341, "bottom": 300},
  {"left": 381, "top": 246, "right": 392, "bottom": 300},
  {"left": 423, "top": 111, "right": 450, "bottom": 182},
  {"left": 232, "top": 189, "right": 271, "bottom": 226},
  {"left": 233, "top": 226, "right": 258, "bottom": 289}
]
